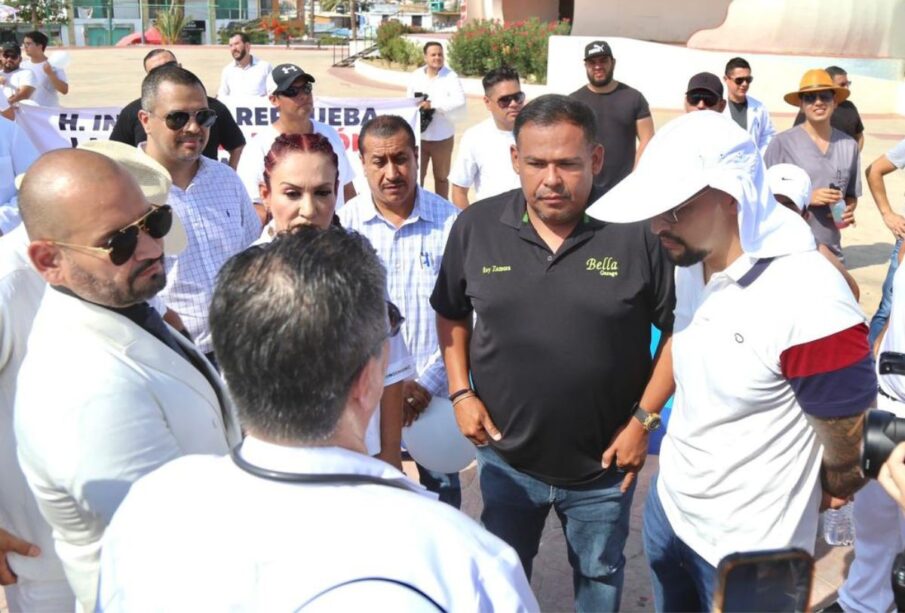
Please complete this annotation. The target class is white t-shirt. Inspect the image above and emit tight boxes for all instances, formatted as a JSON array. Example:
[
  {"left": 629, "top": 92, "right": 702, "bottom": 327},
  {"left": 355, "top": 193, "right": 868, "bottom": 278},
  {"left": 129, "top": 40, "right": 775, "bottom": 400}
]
[
  {"left": 21, "top": 60, "right": 66, "bottom": 107},
  {"left": 217, "top": 56, "right": 272, "bottom": 98},
  {"left": 250, "top": 224, "right": 415, "bottom": 456},
  {"left": 0, "top": 67, "right": 36, "bottom": 102},
  {"left": 98, "top": 440, "right": 538, "bottom": 612},
  {"left": 236, "top": 122, "right": 355, "bottom": 208},
  {"left": 659, "top": 250, "right": 875, "bottom": 566},
  {"left": 449, "top": 117, "right": 520, "bottom": 202}
]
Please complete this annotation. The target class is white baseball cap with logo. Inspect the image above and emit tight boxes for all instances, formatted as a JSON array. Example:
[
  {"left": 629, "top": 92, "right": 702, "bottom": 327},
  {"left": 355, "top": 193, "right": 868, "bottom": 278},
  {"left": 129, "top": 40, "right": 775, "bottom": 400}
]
[{"left": 766, "top": 163, "right": 812, "bottom": 213}]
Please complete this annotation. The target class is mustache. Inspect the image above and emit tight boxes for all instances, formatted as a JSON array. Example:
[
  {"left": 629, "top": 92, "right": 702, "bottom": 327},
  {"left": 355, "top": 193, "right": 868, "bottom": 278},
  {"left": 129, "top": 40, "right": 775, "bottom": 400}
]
[
  {"left": 129, "top": 256, "right": 164, "bottom": 283},
  {"left": 535, "top": 186, "right": 573, "bottom": 200},
  {"left": 657, "top": 231, "right": 689, "bottom": 247}
]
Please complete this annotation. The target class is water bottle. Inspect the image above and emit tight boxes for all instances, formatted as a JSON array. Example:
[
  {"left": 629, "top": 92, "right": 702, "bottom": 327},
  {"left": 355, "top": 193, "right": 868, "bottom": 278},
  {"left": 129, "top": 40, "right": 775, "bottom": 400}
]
[{"left": 823, "top": 503, "right": 854, "bottom": 546}]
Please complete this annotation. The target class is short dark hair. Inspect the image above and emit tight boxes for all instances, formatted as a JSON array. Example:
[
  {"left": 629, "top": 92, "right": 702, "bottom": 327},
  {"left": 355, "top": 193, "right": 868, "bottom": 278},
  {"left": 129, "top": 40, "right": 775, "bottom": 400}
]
[
  {"left": 482, "top": 66, "right": 520, "bottom": 94},
  {"left": 140, "top": 64, "right": 206, "bottom": 112},
  {"left": 725, "top": 57, "right": 751, "bottom": 75},
  {"left": 825, "top": 65, "right": 847, "bottom": 79},
  {"left": 423, "top": 41, "right": 442, "bottom": 54},
  {"left": 358, "top": 114, "right": 417, "bottom": 156},
  {"left": 142, "top": 48, "right": 176, "bottom": 71},
  {"left": 24, "top": 31, "right": 48, "bottom": 50},
  {"left": 231, "top": 32, "right": 251, "bottom": 44},
  {"left": 513, "top": 94, "right": 597, "bottom": 147},
  {"left": 210, "top": 226, "right": 388, "bottom": 443}
]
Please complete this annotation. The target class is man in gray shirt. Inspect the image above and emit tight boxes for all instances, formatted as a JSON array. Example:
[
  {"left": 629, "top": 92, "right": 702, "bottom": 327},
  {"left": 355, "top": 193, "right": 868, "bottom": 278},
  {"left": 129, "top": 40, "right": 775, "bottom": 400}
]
[{"left": 764, "top": 69, "right": 860, "bottom": 259}]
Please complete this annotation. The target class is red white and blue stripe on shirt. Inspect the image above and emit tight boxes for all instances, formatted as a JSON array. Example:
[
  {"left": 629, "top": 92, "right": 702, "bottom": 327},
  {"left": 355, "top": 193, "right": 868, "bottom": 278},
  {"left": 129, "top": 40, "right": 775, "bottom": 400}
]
[{"left": 780, "top": 323, "right": 876, "bottom": 418}]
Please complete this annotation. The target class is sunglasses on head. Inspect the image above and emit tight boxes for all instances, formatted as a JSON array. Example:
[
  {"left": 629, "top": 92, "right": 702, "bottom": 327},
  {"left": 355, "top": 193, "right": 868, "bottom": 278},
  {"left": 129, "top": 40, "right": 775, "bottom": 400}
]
[
  {"left": 801, "top": 91, "right": 835, "bottom": 105},
  {"left": 495, "top": 91, "right": 525, "bottom": 109},
  {"left": 278, "top": 83, "right": 313, "bottom": 98},
  {"left": 687, "top": 91, "right": 720, "bottom": 107},
  {"left": 732, "top": 76, "right": 754, "bottom": 85},
  {"left": 53, "top": 205, "right": 173, "bottom": 266},
  {"left": 155, "top": 108, "right": 217, "bottom": 131}
]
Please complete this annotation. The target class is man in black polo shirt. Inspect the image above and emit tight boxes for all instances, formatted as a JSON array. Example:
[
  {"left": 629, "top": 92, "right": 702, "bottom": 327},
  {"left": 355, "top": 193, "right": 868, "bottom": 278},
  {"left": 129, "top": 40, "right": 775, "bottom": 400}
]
[
  {"left": 109, "top": 49, "right": 246, "bottom": 169},
  {"left": 431, "top": 94, "right": 675, "bottom": 612}
]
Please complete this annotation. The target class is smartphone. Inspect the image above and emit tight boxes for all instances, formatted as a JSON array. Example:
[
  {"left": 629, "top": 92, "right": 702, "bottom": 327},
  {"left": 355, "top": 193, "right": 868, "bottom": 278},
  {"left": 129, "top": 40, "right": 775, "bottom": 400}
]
[{"left": 712, "top": 548, "right": 813, "bottom": 613}]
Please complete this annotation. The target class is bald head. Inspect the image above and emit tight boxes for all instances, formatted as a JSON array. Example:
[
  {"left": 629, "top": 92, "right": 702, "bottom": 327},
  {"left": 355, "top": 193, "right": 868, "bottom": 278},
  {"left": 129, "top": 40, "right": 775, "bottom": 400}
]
[{"left": 19, "top": 149, "right": 142, "bottom": 241}]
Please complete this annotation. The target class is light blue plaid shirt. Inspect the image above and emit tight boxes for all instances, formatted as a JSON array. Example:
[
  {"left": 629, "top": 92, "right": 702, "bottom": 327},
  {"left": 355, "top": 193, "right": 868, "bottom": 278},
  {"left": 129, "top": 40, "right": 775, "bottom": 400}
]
[{"left": 339, "top": 187, "right": 459, "bottom": 396}]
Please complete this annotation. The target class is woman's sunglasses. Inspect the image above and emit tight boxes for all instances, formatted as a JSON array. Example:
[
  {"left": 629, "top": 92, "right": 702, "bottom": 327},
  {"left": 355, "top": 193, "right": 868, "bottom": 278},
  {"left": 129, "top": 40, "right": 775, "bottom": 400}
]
[{"left": 53, "top": 205, "right": 173, "bottom": 265}]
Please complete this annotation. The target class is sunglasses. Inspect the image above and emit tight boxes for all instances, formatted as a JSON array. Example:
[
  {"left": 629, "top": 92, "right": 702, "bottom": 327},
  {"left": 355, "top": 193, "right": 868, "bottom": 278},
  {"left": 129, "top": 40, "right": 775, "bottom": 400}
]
[
  {"left": 731, "top": 76, "right": 754, "bottom": 85},
  {"left": 53, "top": 205, "right": 173, "bottom": 265},
  {"left": 278, "top": 83, "right": 313, "bottom": 98},
  {"left": 686, "top": 91, "right": 720, "bottom": 107},
  {"left": 800, "top": 91, "right": 835, "bottom": 105},
  {"left": 2, "top": 52, "right": 19, "bottom": 59},
  {"left": 495, "top": 91, "right": 525, "bottom": 108},
  {"left": 154, "top": 109, "right": 217, "bottom": 131}
]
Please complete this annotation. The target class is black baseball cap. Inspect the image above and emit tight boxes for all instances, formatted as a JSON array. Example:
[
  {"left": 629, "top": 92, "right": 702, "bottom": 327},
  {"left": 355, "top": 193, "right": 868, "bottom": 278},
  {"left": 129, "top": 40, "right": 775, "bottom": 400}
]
[
  {"left": 1, "top": 42, "right": 20, "bottom": 57},
  {"left": 584, "top": 41, "right": 612, "bottom": 61},
  {"left": 267, "top": 63, "right": 316, "bottom": 95},
  {"left": 686, "top": 72, "right": 723, "bottom": 97}
]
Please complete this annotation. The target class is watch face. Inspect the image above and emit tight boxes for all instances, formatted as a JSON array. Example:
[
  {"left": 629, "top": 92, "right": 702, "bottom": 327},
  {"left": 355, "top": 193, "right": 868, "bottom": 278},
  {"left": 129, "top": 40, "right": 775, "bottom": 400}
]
[{"left": 644, "top": 415, "right": 662, "bottom": 432}]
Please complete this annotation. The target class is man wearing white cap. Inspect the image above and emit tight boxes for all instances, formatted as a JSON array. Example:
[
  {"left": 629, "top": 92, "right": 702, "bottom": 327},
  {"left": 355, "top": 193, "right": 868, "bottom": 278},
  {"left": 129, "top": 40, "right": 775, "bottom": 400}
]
[
  {"left": 587, "top": 111, "right": 875, "bottom": 610},
  {"left": 14, "top": 144, "right": 240, "bottom": 612}
]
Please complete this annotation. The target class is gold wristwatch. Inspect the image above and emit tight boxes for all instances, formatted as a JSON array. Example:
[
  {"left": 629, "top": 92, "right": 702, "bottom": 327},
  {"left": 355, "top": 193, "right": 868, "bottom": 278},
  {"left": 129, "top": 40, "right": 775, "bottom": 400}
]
[{"left": 632, "top": 402, "right": 662, "bottom": 433}]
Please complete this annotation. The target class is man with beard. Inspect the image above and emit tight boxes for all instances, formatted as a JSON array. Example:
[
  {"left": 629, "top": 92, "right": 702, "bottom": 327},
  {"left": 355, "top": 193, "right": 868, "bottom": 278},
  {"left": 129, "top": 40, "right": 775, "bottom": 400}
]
[
  {"left": 217, "top": 32, "right": 271, "bottom": 98},
  {"left": 432, "top": 94, "right": 675, "bottom": 611},
  {"left": 139, "top": 64, "right": 260, "bottom": 365},
  {"left": 587, "top": 111, "right": 875, "bottom": 610},
  {"left": 0, "top": 42, "right": 35, "bottom": 109},
  {"left": 569, "top": 40, "right": 654, "bottom": 194},
  {"left": 14, "top": 146, "right": 240, "bottom": 612}
]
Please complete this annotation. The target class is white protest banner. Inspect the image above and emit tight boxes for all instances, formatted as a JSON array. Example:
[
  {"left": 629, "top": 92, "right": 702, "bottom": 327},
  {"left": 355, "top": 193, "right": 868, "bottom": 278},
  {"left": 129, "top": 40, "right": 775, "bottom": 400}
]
[{"left": 16, "top": 104, "right": 122, "bottom": 153}]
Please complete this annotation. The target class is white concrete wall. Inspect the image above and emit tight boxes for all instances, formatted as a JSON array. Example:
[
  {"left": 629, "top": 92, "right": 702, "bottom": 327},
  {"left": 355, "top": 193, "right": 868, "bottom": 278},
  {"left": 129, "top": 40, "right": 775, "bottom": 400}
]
[{"left": 547, "top": 35, "right": 905, "bottom": 115}]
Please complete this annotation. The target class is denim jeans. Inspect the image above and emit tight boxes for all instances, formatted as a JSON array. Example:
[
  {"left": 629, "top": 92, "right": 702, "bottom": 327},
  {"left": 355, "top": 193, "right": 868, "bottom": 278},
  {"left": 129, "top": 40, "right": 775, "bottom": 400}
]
[
  {"left": 869, "top": 238, "right": 903, "bottom": 346},
  {"left": 476, "top": 446, "right": 635, "bottom": 612},
  {"left": 643, "top": 474, "right": 717, "bottom": 612},
  {"left": 416, "top": 464, "right": 461, "bottom": 508}
]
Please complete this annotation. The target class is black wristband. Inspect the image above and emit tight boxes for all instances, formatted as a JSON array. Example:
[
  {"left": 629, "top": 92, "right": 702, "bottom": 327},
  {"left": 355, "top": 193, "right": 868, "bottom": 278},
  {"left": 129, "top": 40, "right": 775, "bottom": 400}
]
[{"left": 448, "top": 388, "right": 473, "bottom": 402}]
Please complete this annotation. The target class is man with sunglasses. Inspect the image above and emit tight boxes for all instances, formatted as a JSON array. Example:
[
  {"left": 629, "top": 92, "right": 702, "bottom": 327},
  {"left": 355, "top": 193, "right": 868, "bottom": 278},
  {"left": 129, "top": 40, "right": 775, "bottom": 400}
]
[
  {"left": 0, "top": 42, "right": 35, "bottom": 110},
  {"left": 765, "top": 69, "right": 861, "bottom": 261},
  {"left": 237, "top": 63, "right": 356, "bottom": 221},
  {"left": 722, "top": 57, "right": 775, "bottom": 155},
  {"left": 794, "top": 66, "right": 864, "bottom": 150},
  {"left": 683, "top": 72, "right": 725, "bottom": 114},
  {"left": 109, "top": 49, "right": 246, "bottom": 170},
  {"left": 13, "top": 145, "right": 240, "bottom": 612},
  {"left": 449, "top": 66, "right": 524, "bottom": 209},
  {"left": 587, "top": 111, "right": 873, "bottom": 611},
  {"left": 138, "top": 64, "right": 260, "bottom": 366}
]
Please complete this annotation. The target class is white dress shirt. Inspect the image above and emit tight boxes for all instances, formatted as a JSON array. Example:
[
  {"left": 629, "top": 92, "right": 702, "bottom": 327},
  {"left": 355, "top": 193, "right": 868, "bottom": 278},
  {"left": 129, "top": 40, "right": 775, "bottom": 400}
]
[
  {"left": 0, "top": 115, "right": 39, "bottom": 234},
  {"left": 97, "top": 437, "right": 538, "bottom": 612},
  {"left": 237, "top": 122, "right": 355, "bottom": 208},
  {"left": 217, "top": 55, "right": 272, "bottom": 98},
  {"left": 156, "top": 154, "right": 261, "bottom": 354},
  {"left": 339, "top": 187, "right": 458, "bottom": 397},
  {"left": 21, "top": 60, "right": 66, "bottom": 107},
  {"left": 0, "top": 227, "right": 75, "bottom": 610},
  {"left": 406, "top": 66, "right": 465, "bottom": 142},
  {"left": 449, "top": 117, "right": 521, "bottom": 202}
]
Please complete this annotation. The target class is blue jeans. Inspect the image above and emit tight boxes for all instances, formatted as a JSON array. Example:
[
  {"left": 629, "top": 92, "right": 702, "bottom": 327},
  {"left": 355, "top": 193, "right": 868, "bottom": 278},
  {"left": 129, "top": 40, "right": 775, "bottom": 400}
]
[
  {"left": 643, "top": 474, "right": 717, "bottom": 612},
  {"left": 476, "top": 446, "right": 635, "bottom": 612},
  {"left": 416, "top": 464, "right": 461, "bottom": 508},
  {"left": 870, "top": 238, "right": 903, "bottom": 346}
]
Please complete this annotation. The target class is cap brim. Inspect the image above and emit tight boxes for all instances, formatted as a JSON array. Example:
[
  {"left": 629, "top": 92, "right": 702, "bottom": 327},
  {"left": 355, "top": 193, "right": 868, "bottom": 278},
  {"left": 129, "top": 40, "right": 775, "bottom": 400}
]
[{"left": 586, "top": 170, "right": 707, "bottom": 223}]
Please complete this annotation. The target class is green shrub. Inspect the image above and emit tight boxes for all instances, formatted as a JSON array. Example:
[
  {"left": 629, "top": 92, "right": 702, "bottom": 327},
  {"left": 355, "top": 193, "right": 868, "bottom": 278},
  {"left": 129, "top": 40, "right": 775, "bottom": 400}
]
[
  {"left": 448, "top": 18, "right": 571, "bottom": 84},
  {"left": 376, "top": 20, "right": 424, "bottom": 68}
]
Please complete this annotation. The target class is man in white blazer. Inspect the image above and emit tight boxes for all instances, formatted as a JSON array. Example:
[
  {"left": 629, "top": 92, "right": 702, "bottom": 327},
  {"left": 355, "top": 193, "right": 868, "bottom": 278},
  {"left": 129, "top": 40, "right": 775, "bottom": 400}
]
[
  {"left": 13, "top": 145, "right": 240, "bottom": 612},
  {"left": 722, "top": 56, "right": 776, "bottom": 155}
]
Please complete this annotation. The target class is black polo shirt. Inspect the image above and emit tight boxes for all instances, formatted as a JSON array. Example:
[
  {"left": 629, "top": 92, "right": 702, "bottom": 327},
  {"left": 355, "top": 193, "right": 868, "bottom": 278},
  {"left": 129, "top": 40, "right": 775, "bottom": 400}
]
[{"left": 430, "top": 188, "right": 675, "bottom": 486}]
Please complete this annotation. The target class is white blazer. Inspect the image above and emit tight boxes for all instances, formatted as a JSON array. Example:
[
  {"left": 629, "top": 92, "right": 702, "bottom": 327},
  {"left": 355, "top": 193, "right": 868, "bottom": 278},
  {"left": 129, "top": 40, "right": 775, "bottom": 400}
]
[
  {"left": 14, "top": 288, "right": 240, "bottom": 612},
  {"left": 723, "top": 94, "right": 776, "bottom": 155}
]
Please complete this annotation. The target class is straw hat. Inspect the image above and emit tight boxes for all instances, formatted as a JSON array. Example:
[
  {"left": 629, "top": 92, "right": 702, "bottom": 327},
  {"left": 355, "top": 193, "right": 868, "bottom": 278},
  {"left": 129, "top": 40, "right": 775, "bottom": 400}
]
[{"left": 784, "top": 69, "right": 849, "bottom": 106}]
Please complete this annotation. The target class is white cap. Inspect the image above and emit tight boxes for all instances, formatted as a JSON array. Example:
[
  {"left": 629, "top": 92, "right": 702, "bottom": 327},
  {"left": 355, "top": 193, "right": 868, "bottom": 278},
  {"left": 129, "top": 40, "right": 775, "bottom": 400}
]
[{"left": 767, "top": 163, "right": 812, "bottom": 213}]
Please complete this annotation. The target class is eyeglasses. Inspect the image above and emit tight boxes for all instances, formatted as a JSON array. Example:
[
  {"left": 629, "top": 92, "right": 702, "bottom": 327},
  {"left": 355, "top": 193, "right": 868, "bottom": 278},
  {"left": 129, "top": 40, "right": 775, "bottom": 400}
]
[
  {"left": 53, "top": 205, "right": 173, "bottom": 265},
  {"left": 278, "top": 83, "right": 313, "bottom": 98},
  {"left": 731, "top": 76, "right": 754, "bottom": 85},
  {"left": 840, "top": 80, "right": 852, "bottom": 87},
  {"left": 386, "top": 301, "right": 404, "bottom": 338},
  {"left": 495, "top": 91, "right": 525, "bottom": 108},
  {"left": 153, "top": 108, "right": 217, "bottom": 131},
  {"left": 686, "top": 91, "right": 720, "bottom": 107},
  {"left": 800, "top": 91, "right": 835, "bottom": 105}
]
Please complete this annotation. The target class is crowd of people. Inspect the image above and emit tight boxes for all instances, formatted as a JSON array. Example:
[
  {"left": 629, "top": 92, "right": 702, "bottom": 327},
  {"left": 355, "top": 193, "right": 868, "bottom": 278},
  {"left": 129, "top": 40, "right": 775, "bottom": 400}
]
[{"left": 2, "top": 31, "right": 905, "bottom": 613}]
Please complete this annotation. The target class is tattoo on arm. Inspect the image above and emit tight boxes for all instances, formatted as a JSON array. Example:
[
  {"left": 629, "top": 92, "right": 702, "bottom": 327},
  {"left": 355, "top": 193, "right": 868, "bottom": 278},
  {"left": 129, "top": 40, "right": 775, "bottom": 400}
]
[{"left": 806, "top": 413, "right": 868, "bottom": 499}]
